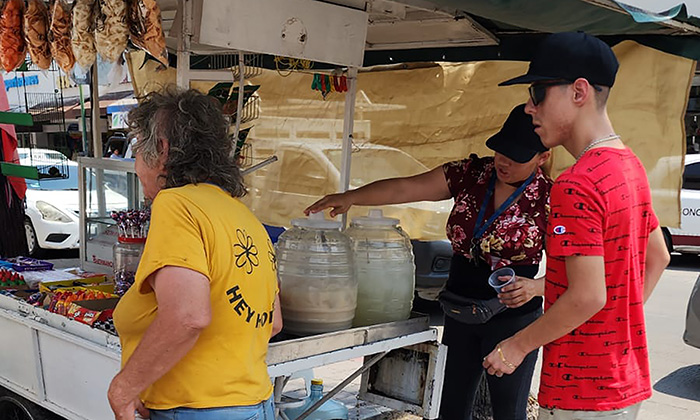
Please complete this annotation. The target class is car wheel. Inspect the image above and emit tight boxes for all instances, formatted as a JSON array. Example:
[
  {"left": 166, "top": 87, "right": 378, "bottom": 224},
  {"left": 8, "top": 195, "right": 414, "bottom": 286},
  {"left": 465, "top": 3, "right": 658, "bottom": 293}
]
[
  {"left": 24, "top": 219, "right": 42, "bottom": 257},
  {"left": 661, "top": 227, "right": 673, "bottom": 255}
]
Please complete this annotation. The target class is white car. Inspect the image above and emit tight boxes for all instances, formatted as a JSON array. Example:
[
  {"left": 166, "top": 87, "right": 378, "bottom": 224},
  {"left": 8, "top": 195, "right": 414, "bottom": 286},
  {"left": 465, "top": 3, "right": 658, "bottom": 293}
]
[
  {"left": 670, "top": 154, "right": 700, "bottom": 350},
  {"left": 22, "top": 156, "right": 127, "bottom": 256},
  {"left": 665, "top": 154, "right": 700, "bottom": 253}
]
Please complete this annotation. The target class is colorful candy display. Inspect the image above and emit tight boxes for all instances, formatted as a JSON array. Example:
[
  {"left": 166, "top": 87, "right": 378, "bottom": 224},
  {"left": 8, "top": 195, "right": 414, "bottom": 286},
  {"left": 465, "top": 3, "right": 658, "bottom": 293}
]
[
  {"left": 0, "top": 269, "right": 25, "bottom": 287},
  {"left": 114, "top": 269, "right": 135, "bottom": 296},
  {"left": 110, "top": 209, "right": 150, "bottom": 238},
  {"left": 48, "top": 289, "right": 114, "bottom": 316},
  {"left": 0, "top": 256, "right": 54, "bottom": 271}
]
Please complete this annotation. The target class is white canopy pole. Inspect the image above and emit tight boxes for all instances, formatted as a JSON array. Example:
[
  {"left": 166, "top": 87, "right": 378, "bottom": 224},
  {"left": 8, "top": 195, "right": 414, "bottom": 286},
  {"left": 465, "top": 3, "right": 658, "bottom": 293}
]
[
  {"left": 90, "top": 67, "right": 101, "bottom": 157},
  {"left": 339, "top": 67, "right": 358, "bottom": 228},
  {"left": 233, "top": 51, "right": 246, "bottom": 139},
  {"left": 176, "top": 0, "right": 192, "bottom": 89}
]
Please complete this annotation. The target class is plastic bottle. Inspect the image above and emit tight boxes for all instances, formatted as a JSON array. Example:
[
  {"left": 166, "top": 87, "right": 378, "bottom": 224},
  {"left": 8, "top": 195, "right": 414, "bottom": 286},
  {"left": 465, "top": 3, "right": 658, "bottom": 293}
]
[
  {"left": 346, "top": 209, "right": 415, "bottom": 327},
  {"left": 276, "top": 213, "right": 357, "bottom": 336},
  {"left": 282, "top": 379, "right": 349, "bottom": 420}
]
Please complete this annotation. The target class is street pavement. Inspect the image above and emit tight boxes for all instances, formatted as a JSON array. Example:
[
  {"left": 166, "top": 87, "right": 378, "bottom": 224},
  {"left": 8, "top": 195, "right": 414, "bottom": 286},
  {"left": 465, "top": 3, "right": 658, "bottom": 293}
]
[{"left": 44, "top": 251, "right": 700, "bottom": 419}]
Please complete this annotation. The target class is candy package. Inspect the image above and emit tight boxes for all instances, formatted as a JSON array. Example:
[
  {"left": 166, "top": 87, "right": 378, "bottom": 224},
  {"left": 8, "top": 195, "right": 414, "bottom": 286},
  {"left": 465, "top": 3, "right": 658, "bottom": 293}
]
[
  {"left": 24, "top": 0, "right": 51, "bottom": 70},
  {"left": 49, "top": 0, "right": 75, "bottom": 73},
  {"left": 0, "top": 0, "right": 26, "bottom": 72},
  {"left": 72, "top": 0, "right": 97, "bottom": 69},
  {"left": 127, "top": 0, "right": 168, "bottom": 68},
  {"left": 95, "top": 0, "right": 129, "bottom": 62}
]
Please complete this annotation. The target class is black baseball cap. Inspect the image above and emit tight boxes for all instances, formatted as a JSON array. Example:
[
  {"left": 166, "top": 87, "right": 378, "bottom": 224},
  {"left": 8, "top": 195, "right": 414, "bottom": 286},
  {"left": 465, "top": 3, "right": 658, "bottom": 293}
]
[
  {"left": 499, "top": 32, "right": 619, "bottom": 87},
  {"left": 486, "top": 104, "right": 548, "bottom": 163}
]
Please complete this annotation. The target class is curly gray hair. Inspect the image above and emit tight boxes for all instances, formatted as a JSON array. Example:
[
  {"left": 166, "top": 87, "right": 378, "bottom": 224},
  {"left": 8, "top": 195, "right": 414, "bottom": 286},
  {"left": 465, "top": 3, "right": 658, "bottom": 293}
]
[{"left": 128, "top": 87, "right": 246, "bottom": 198}]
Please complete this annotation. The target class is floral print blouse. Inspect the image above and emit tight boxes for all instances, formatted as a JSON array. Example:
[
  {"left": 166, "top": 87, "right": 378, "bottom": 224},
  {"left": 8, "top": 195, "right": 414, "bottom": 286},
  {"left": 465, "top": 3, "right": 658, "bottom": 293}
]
[{"left": 442, "top": 155, "right": 552, "bottom": 269}]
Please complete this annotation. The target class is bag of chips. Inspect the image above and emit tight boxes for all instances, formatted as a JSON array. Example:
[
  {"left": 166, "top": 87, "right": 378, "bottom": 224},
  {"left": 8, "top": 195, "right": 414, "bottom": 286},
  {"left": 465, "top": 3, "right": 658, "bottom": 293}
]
[
  {"left": 72, "top": 0, "right": 97, "bottom": 69},
  {"left": 24, "top": 0, "right": 51, "bottom": 70},
  {"left": 127, "top": 0, "right": 168, "bottom": 68},
  {"left": 49, "top": 0, "right": 76, "bottom": 73},
  {"left": 95, "top": 0, "right": 129, "bottom": 62},
  {"left": 0, "top": 0, "right": 26, "bottom": 72}
]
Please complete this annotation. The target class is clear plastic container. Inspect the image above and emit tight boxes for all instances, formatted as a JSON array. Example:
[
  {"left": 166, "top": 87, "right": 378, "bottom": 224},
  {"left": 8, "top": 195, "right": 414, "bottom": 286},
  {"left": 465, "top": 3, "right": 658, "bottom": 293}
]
[
  {"left": 112, "top": 237, "right": 146, "bottom": 296},
  {"left": 276, "top": 213, "right": 357, "bottom": 335},
  {"left": 282, "top": 379, "right": 349, "bottom": 420},
  {"left": 346, "top": 209, "right": 415, "bottom": 327}
]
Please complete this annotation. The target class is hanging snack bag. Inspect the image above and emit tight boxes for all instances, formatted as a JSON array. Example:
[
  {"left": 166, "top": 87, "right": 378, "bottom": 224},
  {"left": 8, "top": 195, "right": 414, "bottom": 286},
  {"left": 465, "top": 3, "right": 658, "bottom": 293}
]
[
  {"left": 0, "top": 0, "right": 26, "bottom": 73},
  {"left": 49, "top": 0, "right": 75, "bottom": 73},
  {"left": 72, "top": 0, "right": 97, "bottom": 69},
  {"left": 127, "top": 0, "right": 168, "bottom": 68},
  {"left": 95, "top": 0, "right": 129, "bottom": 62},
  {"left": 24, "top": 0, "right": 51, "bottom": 70}
]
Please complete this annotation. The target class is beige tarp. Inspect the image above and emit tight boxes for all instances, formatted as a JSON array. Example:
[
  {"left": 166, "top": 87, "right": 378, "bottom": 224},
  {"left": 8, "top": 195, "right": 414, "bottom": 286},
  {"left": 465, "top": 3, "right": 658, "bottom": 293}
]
[{"left": 127, "top": 40, "right": 694, "bottom": 240}]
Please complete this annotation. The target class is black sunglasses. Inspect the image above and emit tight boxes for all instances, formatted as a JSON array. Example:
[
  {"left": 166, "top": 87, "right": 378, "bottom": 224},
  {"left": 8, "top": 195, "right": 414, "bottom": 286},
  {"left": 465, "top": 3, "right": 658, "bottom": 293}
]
[{"left": 528, "top": 81, "right": 602, "bottom": 106}]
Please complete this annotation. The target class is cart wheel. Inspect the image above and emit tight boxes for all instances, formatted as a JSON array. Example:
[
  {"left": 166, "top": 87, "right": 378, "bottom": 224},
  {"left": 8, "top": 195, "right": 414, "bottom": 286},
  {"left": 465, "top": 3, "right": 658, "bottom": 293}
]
[{"left": 0, "top": 389, "right": 60, "bottom": 420}]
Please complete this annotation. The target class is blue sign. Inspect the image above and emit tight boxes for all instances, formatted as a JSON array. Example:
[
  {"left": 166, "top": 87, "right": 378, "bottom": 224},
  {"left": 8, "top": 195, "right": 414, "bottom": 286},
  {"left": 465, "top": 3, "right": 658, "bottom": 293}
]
[{"left": 5, "top": 75, "right": 39, "bottom": 91}]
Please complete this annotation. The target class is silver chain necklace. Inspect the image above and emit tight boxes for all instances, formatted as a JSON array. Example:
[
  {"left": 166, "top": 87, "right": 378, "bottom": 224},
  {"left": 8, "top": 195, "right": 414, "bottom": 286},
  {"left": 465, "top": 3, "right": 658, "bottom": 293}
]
[{"left": 576, "top": 134, "right": 620, "bottom": 161}]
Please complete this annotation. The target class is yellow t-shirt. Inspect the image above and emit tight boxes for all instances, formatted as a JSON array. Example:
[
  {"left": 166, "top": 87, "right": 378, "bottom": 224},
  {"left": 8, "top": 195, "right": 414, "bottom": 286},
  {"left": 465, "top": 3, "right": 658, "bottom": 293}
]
[{"left": 113, "top": 183, "right": 278, "bottom": 409}]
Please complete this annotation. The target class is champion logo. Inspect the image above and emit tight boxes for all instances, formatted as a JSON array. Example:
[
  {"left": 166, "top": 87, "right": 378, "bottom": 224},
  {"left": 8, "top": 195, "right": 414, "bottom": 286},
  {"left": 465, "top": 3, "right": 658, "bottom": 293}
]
[{"left": 553, "top": 225, "right": 566, "bottom": 235}]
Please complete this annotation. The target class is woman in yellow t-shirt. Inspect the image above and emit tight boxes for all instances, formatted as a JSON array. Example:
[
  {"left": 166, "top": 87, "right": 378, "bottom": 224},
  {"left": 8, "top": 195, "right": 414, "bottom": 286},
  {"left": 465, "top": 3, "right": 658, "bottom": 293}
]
[{"left": 108, "top": 88, "right": 282, "bottom": 420}]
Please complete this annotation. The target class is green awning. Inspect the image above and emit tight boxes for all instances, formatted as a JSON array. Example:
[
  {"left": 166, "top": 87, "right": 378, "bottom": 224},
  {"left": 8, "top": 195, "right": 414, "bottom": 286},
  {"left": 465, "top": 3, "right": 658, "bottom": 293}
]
[{"left": 364, "top": 1, "right": 700, "bottom": 65}]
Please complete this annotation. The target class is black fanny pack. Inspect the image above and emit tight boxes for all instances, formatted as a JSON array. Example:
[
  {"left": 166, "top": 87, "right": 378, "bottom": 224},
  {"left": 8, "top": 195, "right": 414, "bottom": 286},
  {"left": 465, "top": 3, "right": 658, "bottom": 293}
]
[{"left": 438, "top": 289, "right": 506, "bottom": 324}]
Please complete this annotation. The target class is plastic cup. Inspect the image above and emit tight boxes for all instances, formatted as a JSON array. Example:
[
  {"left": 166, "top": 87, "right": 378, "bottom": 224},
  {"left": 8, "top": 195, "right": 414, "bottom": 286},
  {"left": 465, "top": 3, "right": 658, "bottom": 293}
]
[{"left": 488, "top": 267, "right": 516, "bottom": 293}]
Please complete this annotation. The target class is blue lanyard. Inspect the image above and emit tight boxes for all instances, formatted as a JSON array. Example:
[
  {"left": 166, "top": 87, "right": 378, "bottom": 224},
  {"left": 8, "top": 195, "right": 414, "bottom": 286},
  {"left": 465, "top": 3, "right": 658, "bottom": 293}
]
[{"left": 472, "top": 170, "right": 536, "bottom": 241}]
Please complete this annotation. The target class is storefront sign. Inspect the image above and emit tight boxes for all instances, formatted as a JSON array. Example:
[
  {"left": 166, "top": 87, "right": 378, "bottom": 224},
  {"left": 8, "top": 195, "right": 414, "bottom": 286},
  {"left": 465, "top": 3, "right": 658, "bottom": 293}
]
[{"left": 5, "top": 75, "right": 39, "bottom": 91}]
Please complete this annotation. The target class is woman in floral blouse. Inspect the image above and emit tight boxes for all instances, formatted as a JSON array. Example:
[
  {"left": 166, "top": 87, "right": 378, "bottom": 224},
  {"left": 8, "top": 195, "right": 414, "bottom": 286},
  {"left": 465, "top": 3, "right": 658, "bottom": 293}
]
[{"left": 306, "top": 104, "right": 552, "bottom": 420}]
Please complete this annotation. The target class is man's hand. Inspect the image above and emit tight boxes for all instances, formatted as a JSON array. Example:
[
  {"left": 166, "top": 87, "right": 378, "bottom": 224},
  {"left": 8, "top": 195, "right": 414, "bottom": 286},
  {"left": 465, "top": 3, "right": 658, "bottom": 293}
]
[
  {"left": 108, "top": 374, "right": 150, "bottom": 420},
  {"left": 304, "top": 192, "right": 353, "bottom": 218},
  {"left": 482, "top": 337, "right": 527, "bottom": 377},
  {"left": 498, "top": 276, "right": 544, "bottom": 308}
]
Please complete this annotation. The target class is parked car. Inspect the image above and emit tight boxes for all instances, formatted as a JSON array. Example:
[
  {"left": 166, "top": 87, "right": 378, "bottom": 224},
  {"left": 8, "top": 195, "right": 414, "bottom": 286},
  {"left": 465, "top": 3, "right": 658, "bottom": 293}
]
[
  {"left": 663, "top": 154, "right": 700, "bottom": 254},
  {"left": 17, "top": 147, "right": 68, "bottom": 163},
  {"left": 21, "top": 156, "right": 128, "bottom": 256},
  {"left": 685, "top": 274, "right": 700, "bottom": 349},
  {"left": 655, "top": 154, "right": 700, "bottom": 349},
  {"left": 243, "top": 140, "right": 454, "bottom": 300}
]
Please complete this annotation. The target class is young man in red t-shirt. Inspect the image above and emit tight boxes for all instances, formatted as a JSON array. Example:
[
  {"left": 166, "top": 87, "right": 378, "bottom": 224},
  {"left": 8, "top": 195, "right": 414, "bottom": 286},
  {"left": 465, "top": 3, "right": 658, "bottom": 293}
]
[{"left": 482, "top": 32, "right": 670, "bottom": 419}]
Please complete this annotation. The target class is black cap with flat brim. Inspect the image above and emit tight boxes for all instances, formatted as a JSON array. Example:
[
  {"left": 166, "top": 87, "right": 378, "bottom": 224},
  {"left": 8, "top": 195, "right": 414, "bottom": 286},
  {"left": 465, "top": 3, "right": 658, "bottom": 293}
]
[
  {"left": 486, "top": 104, "right": 548, "bottom": 164},
  {"left": 499, "top": 32, "right": 619, "bottom": 87}
]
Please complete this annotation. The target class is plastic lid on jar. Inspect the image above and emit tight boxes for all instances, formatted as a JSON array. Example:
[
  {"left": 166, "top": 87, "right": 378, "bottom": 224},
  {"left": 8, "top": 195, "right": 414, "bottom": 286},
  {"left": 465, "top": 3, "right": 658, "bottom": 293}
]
[
  {"left": 291, "top": 212, "right": 342, "bottom": 230},
  {"left": 351, "top": 209, "right": 399, "bottom": 227},
  {"left": 118, "top": 236, "right": 147, "bottom": 243}
]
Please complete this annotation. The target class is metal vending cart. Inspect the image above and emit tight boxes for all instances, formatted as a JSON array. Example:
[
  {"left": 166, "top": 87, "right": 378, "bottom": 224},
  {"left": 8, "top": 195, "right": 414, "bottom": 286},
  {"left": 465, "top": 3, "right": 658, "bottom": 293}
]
[{"left": 0, "top": 158, "right": 446, "bottom": 419}]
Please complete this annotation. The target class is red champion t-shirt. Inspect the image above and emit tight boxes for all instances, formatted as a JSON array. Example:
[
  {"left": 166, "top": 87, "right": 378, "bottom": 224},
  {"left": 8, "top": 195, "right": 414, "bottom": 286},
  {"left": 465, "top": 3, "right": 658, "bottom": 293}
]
[{"left": 539, "top": 147, "right": 659, "bottom": 411}]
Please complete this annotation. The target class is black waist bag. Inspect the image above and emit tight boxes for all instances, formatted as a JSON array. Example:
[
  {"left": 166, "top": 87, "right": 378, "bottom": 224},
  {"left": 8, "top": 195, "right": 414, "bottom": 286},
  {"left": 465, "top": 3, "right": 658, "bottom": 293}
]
[{"left": 438, "top": 289, "right": 506, "bottom": 324}]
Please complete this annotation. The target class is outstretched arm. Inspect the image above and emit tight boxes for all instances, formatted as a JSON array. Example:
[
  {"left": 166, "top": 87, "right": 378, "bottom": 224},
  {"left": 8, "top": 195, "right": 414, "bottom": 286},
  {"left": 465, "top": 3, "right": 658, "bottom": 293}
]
[{"left": 304, "top": 166, "right": 451, "bottom": 217}]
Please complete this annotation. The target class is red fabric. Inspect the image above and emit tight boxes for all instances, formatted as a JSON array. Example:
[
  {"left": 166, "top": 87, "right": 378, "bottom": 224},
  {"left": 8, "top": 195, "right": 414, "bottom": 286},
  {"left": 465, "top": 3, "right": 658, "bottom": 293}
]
[
  {"left": 0, "top": 77, "right": 25, "bottom": 201},
  {"left": 540, "top": 147, "right": 659, "bottom": 411},
  {"left": 2, "top": 129, "right": 26, "bottom": 201},
  {"left": 442, "top": 155, "right": 552, "bottom": 269}
]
